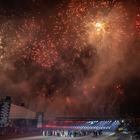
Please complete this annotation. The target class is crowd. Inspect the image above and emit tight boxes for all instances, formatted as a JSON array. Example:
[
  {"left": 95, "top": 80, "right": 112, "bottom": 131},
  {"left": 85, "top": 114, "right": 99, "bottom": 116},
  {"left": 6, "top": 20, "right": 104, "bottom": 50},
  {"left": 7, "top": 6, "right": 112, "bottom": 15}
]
[{"left": 42, "top": 129, "right": 102, "bottom": 137}]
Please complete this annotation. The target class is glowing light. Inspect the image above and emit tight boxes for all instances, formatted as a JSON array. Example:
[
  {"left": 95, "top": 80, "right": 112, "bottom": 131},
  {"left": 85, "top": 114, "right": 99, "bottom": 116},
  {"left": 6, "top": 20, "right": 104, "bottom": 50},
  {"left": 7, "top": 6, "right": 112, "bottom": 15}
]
[{"left": 95, "top": 22, "right": 105, "bottom": 32}]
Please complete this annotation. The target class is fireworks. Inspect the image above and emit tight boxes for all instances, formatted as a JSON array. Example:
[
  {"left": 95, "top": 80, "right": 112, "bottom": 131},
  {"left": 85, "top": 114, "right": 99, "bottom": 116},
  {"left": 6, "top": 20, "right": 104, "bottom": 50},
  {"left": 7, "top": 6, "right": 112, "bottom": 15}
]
[
  {"left": 31, "top": 39, "right": 59, "bottom": 68},
  {"left": 0, "top": 0, "right": 133, "bottom": 70},
  {"left": 95, "top": 22, "right": 105, "bottom": 32},
  {"left": 0, "top": 0, "right": 138, "bottom": 115},
  {"left": 136, "top": 13, "right": 140, "bottom": 35},
  {"left": 114, "top": 83, "right": 124, "bottom": 96}
]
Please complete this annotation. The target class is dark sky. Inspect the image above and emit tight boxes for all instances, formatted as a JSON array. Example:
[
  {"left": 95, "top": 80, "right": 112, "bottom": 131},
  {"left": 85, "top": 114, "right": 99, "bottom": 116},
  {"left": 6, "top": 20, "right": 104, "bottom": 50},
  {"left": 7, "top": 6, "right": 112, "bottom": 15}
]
[{"left": 0, "top": 0, "right": 63, "bottom": 15}]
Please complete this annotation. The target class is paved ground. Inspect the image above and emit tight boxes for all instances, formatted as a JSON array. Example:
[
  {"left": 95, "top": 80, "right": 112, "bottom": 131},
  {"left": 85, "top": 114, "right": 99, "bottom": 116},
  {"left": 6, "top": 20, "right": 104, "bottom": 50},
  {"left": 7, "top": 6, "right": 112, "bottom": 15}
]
[
  {"left": 3, "top": 133, "right": 140, "bottom": 140},
  {"left": 12, "top": 136, "right": 90, "bottom": 140},
  {"left": 10, "top": 133, "right": 137, "bottom": 140},
  {"left": 11, "top": 136, "right": 108, "bottom": 140}
]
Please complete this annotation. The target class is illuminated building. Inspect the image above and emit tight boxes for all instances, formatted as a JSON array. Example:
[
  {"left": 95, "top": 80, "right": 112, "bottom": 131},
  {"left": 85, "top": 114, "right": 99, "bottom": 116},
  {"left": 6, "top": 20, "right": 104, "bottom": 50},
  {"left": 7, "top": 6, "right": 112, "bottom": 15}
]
[{"left": 0, "top": 96, "right": 11, "bottom": 127}]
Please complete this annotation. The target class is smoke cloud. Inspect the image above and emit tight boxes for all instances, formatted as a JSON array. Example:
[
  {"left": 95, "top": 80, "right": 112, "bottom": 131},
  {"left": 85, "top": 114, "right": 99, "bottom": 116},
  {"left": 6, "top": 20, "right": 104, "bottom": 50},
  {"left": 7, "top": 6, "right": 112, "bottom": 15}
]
[{"left": 0, "top": 0, "right": 139, "bottom": 118}]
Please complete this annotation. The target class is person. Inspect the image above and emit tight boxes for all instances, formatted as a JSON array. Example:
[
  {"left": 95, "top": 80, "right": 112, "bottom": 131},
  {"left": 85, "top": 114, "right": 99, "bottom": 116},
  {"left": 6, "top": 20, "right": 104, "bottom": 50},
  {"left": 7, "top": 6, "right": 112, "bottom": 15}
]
[{"left": 42, "top": 130, "right": 46, "bottom": 136}]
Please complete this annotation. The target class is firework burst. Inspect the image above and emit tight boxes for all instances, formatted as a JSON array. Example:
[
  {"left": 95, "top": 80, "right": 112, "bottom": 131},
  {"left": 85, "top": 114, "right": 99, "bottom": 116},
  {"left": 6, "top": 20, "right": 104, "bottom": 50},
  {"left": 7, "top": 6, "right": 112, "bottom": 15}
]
[{"left": 0, "top": 0, "right": 138, "bottom": 116}]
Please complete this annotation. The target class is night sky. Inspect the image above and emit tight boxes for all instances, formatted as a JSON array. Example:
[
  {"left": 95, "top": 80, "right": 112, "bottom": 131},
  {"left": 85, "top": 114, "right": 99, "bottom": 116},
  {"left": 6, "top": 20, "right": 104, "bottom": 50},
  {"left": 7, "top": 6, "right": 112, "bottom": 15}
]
[{"left": 0, "top": 0, "right": 139, "bottom": 118}]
